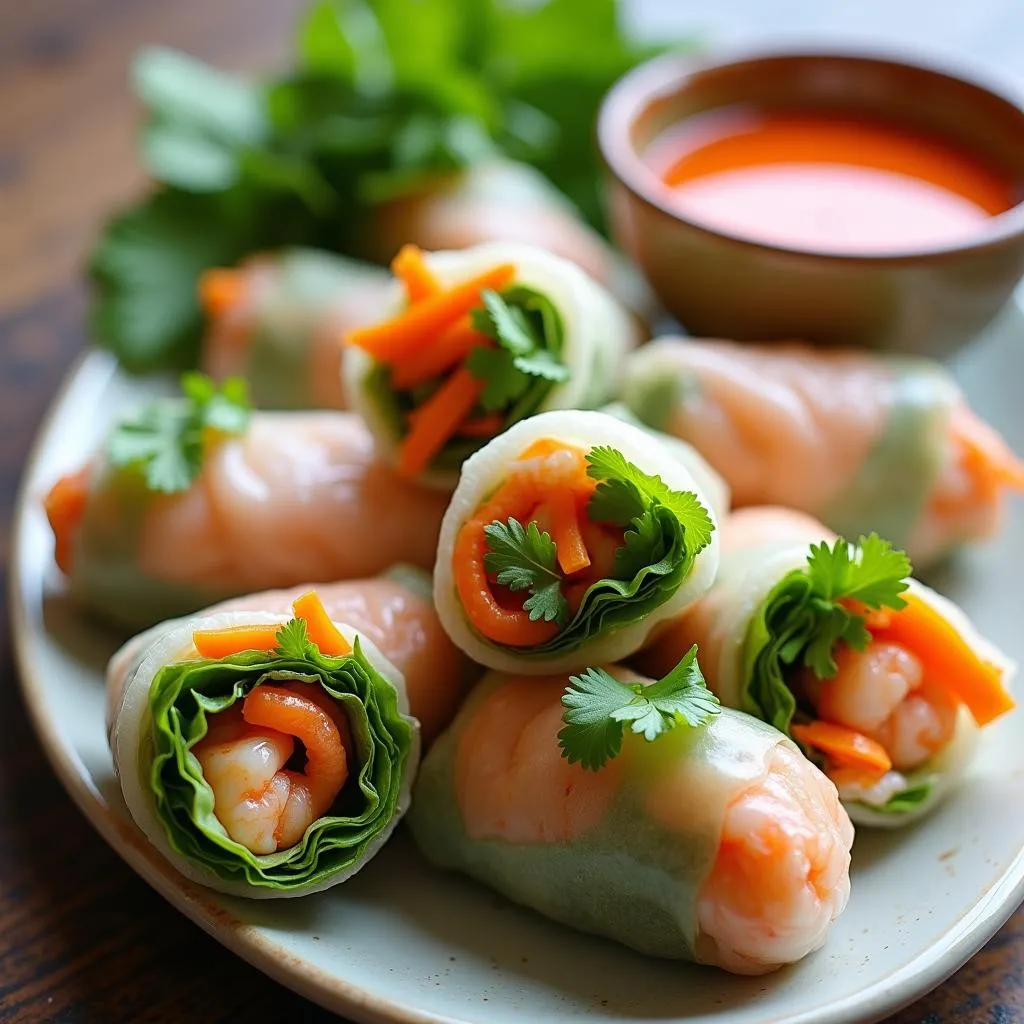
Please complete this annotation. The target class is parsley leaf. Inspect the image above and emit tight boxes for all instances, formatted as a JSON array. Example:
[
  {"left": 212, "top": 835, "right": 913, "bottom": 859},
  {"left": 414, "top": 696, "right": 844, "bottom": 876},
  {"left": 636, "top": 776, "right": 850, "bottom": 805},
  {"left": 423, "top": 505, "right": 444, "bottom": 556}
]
[
  {"left": 107, "top": 373, "right": 250, "bottom": 493},
  {"left": 483, "top": 517, "right": 568, "bottom": 624},
  {"left": 558, "top": 647, "right": 720, "bottom": 770},
  {"left": 586, "top": 446, "right": 714, "bottom": 554},
  {"left": 806, "top": 533, "right": 911, "bottom": 610},
  {"left": 274, "top": 617, "right": 316, "bottom": 660},
  {"left": 466, "top": 289, "right": 569, "bottom": 412}
]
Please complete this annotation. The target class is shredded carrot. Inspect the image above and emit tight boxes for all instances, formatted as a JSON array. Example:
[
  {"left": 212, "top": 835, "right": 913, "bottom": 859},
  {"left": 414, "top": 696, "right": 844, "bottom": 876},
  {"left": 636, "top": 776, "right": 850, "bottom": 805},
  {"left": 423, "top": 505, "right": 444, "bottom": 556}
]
[
  {"left": 192, "top": 625, "right": 281, "bottom": 659},
  {"left": 292, "top": 591, "right": 352, "bottom": 657},
  {"left": 452, "top": 482, "right": 562, "bottom": 648},
  {"left": 198, "top": 268, "right": 244, "bottom": 318},
  {"left": 870, "top": 591, "right": 1015, "bottom": 726},
  {"left": 44, "top": 467, "right": 90, "bottom": 575},
  {"left": 951, "top": 405, "right": 1024, "bottom": 492},
  {"left": 390, "top": 316, "right": 490, "bottom": 391},
  {"left": 791, "top": 721, "right": 893, "bottom": 775},
  {"left": 391, "top": 244, "right": 444, "bottom": 304},
  {"left": 397, "top": 367, "right": 484, "bottom": 478},
  {"left": 842, "top": 599, "right": 894, "bottom": 631},
  {"left": 550, "top": 490, "right": 591, "bottom": 575},
  {"left": 456, "top": 413, "right": 505, "bottom": 438},
  {"left": 346, "top": 263, "right": 516, "bottom": 365}
]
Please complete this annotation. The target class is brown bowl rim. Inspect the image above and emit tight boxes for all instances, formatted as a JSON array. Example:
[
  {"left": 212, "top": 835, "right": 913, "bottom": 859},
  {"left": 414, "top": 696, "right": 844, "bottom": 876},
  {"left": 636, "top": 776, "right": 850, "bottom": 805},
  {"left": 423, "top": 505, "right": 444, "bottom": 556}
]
[{"left": 597, "top": 42, "right": 1024, "bottom": 264}]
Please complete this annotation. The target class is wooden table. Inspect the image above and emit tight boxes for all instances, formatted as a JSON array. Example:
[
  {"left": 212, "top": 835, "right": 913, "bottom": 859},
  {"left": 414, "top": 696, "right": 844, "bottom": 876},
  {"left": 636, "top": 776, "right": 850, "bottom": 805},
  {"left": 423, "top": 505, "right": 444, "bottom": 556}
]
[{"left": 0, "top": 1, "right": 1021, "bottom": 1021}]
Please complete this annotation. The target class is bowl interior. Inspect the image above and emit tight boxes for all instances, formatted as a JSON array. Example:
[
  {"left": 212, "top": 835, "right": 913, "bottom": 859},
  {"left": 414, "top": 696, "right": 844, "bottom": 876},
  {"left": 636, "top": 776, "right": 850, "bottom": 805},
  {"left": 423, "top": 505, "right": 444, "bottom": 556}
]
[{"left": 609, "top": 51, "right": 1024, "bottom": 244}]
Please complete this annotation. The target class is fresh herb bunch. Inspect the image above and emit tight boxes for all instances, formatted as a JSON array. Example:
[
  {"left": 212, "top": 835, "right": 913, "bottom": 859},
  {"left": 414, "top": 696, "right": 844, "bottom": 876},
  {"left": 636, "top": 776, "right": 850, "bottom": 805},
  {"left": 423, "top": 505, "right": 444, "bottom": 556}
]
[
  {"left": 481, "top": 446, "right": 714, "bottom": 654},
  {"left": 107, "top": 373, "right": 250, "bottom": 492},
  {"left": 742, "top": 534, "right": 912, "bottom": 733},
  {"left": 91, "top": 0, "right": 681, "bottom": 372},
  {"left": 559, "top": 646, "right": 720, "bottom": 770}
]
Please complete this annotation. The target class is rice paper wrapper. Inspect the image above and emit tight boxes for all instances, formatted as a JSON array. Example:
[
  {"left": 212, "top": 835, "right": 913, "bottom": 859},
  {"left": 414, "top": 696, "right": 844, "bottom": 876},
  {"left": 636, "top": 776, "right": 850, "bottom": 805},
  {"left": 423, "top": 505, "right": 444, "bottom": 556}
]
[
  {"left": 108, "top": 610, "right": 420, "bottom": 898},
  {"left": 433, "top": 410, "right": 721, "bottom": 674},
  {"left": 408, "top": 675, "right": 787, "bottom": 964},
  {"left": 346, "top": 243, "right": 642, "bottom": 489}
]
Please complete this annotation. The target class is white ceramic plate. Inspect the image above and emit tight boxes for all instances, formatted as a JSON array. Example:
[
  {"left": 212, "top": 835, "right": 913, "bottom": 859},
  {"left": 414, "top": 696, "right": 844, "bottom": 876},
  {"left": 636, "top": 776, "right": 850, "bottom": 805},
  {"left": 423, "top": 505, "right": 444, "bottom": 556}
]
[{"left": 11, "top": 314, "right": 1024, "bottom": 1024}]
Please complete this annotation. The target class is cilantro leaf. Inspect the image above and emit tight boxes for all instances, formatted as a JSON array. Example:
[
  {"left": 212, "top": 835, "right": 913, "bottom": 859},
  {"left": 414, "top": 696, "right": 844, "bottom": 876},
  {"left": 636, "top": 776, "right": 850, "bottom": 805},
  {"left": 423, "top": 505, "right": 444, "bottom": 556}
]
[
  {"left": 483, "top": 517, "right": 568, "bottom": 624},
  {"left": 512, "top": 348, "right": 570, "bottom": 383},
  {"left": 472, "top": 290, "right": 537, "bottom": 355},
  {"left": 465, "top": 347, "right": 530, "bottom": 411},
  {"left": 611, "top": 507, "right": 667, "bottom": 580},
  {"left": 559, "top": 647, "right": 720, "bottom": 770},
  {"left": 274, "top": 617, "right": 315, "bottom": 660},
  {"left": 107, "top": 373, "right": 251, "bottom": 493},
  {"left": 806, "top": 533, "right": 911, "bottom": 609},
  {"left": 586, "top": 446, "right": 714, "bottom": 554}
]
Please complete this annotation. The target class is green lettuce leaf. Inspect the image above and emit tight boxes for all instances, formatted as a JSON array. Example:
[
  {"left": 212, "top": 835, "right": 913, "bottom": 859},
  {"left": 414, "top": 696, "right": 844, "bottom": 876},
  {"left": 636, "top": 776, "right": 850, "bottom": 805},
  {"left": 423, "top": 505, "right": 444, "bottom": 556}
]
[{"left": 148, "top": 635, "right": 413, "bottom": 890}]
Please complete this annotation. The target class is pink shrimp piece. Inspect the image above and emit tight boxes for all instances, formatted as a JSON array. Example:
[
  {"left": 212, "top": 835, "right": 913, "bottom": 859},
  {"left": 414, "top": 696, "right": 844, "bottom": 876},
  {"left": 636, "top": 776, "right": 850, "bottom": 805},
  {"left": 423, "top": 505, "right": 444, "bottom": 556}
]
[
  {"left": 805, "top": 642, "right": 958, "bottom": 772},
  {"left": 209, "top": 577, "right": 477, "bottom": 746},
  {"left": 193, "top": 682, "right": 351, "bottom": 854},
  {"left": 696, "top": 743, "right": 854, "bottom": 975},
  {"left": 137, "top": 412, "right": 450, "bottom": 591},
  {"left": 455, "top": 677, "right": 621, "bottom": 844}
]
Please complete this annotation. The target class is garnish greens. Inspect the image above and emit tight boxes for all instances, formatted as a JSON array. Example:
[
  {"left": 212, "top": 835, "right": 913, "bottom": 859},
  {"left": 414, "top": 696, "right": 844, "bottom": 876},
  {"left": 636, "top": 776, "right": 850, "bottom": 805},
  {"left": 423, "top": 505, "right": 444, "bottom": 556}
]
[
  {"left": 559, "top": 646, "right": 720, "bottom": 770},
  {"left": 483, "top": 518, "right": 568, "bottom": 625},
  {"left": 273, "top": 616, "right": 320, "bottom": 661},
  {"left": 91, "top": 1, "right": 687, "bottom": 371},
  {"left": 480, "top": 447, "right": 714, "bottom": 655},
  {"left": 741, "top": 533, "right": 912, "bottom": 733},
  {"left": 467, "top": 289, "right": 569, "bottom": 410},
  {"left": 107, "top": 373, "right": 250, "bottom": 493}
]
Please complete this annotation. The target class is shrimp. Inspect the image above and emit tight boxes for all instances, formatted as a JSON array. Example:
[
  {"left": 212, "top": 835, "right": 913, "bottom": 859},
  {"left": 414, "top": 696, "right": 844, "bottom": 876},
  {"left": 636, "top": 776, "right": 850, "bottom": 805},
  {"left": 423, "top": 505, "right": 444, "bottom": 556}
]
[
  {"left": 697, "top": 743, "right": 854, "bottom": 975},
  {"left": 805, "top": 642, "right": 958, "bottom": 772},
  {"left": 456, "top": 676, "right": 621, "bottom": 844},
  {"left": 193, "top": 682, "right": 351, "bottom": 854}
]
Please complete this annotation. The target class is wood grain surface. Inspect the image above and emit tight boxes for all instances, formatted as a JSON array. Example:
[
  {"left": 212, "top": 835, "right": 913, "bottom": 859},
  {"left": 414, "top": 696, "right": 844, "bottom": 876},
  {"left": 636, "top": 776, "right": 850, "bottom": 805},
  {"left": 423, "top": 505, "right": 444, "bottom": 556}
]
[{"left": 0, "top": 1, "right": 1021, "bottom": 1022}]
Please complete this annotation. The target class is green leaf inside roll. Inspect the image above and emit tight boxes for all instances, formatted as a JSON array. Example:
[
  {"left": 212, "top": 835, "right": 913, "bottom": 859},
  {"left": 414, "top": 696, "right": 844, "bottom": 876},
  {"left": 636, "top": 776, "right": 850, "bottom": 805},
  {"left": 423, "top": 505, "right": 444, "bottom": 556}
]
[
  {"left": 362, "top": 285, "right": 567, "bottom": 472},
  {"left": 147, "top": 635, "right": 413, "bottom": 890}
]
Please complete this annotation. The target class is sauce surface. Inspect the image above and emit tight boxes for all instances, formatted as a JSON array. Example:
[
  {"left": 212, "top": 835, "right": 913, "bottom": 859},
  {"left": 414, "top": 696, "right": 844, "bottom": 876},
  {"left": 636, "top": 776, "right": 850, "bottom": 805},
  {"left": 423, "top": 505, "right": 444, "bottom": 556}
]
[{"left": 655, "top": 110, "right": 1018, "bottom": 253}]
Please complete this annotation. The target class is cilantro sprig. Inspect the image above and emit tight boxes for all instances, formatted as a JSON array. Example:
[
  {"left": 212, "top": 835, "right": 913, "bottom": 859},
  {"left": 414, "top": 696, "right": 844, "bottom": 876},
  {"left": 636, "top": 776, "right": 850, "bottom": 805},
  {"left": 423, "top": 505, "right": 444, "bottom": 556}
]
[
  {"left": 741, "top": 533, "right": 912, "bottom": 733},
  {"left": 466, "top": 288, "right": 569, "bottom": 413},
  {"left": 107, "top": 373, "right": 250, "bottom": 493},
  {"left": 478, "top": 445, "right": 714, "bottom": 656},
  {"left": 92, "top": 2, "right": 685, "bottom": 371},
  {"left": 558, "top": 647, "right": 720, "bottom": 770},
  {"left": 483, "top": 517, "right": 568, "bottom": 624}
]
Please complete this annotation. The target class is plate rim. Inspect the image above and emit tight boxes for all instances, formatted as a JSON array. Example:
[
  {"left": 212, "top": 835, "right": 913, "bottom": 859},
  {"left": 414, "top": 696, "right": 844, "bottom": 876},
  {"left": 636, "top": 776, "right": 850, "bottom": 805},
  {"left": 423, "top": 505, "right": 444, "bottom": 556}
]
[{"left": 9, "top": 350, "right": 1024, "bottom": 1024}]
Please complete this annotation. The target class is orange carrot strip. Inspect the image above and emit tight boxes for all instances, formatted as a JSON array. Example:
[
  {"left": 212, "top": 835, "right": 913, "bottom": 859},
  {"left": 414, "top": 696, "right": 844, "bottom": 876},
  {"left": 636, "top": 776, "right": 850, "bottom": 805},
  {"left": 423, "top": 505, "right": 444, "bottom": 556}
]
[
  {"left": 391, "top": 244, "right": 443, "bottom": 304},
  {"left": 292, "top": 591, "right": 352, "bottom": 657},
  {"left": 870, "top": 592, "right": 1015, "bottom": 726},
  {"left": 390, "top": 316, "right": 490, "bottom": 391},
  {"left": 198, "top": 268, "right": 244, "bottom": 319},
  {"left": 346, "top": 263, "right": 516, "bottom": 365},
  {"left": 192, "top": 625, "right": 281, "bottom": 659},
  {"left": 791, "top": 721, "right": 893, "bottom": 775},
  {"left": 397, "top": 367, "right": 484, "bottom": 478},
  {"left": 457, "top": 413, "right": 505, "bottom": 439},
  {"left": 951, "top": 406, "right": 1024, "bottom": 491},
  {"left": 44, "top": 467, "right": 90, "bottom": 575},
  {"left": 551, "top": 489, "right": 591, "bottom": 575},
  {"left": 452, "top": 477, "right": 561, "bottom": 647}
]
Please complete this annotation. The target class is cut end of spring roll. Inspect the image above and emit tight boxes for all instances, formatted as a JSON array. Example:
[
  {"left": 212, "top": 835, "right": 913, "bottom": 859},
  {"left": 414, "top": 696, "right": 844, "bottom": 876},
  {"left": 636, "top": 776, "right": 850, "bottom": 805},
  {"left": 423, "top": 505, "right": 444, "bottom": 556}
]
[
  {"left": 198, "top": 249, "right": 390, "bottom": 411},
  {"left": 433, "top": 409, "right": 721, "bottom": 675},
  {"left": 641, "top": 506, "right": 1016, "bottom": 825},
  {"left": 344, "top": 243, "right": 641, "bottom": 489},
  {"left": 408, "top": 670, "right": 853, "bottom": 975},
  {"left": 109, "top": 604, "right": 419, "bottom": 898},
  {"left": 620, "top": 337, "right": 1023, "bottom": 568}
]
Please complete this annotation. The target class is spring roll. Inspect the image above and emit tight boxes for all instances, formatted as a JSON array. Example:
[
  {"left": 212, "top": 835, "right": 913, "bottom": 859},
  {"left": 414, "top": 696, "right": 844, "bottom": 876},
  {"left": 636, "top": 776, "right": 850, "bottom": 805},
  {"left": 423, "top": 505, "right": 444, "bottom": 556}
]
[
  {"left": 198, "top": 249, "right": 389, "bottom": 410},
  {"left": 433, "top": 410, "right": 720, "bottom": 674},
  {"left": 44, "top": 378, "right": 449, "bottom": 630},
  {"left": 345, "top": 243, "right": 641, "bottom": 488},
  {"left": 108, "top": 591, "right": 418, "bottom": 897},
  {"left": 107, "top": 567, "right": 475, "bottom": 748},
  {"left": 621, "top": 338, "right": 1024, "bottom": 567},
  {"left": 364, "top": 159, "right": 658, "bottom": 323},
  {"left": 408, "top": 666, "right": 853, "bottom": 975},
  {"left": 639, "top": 507, "right": 1016, "bottom": 826}
]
